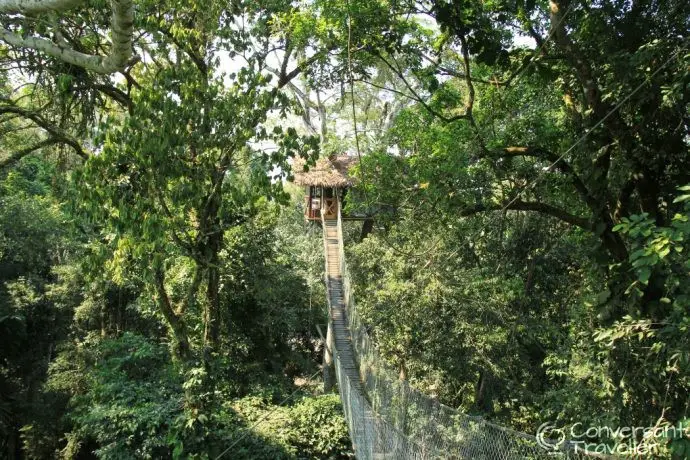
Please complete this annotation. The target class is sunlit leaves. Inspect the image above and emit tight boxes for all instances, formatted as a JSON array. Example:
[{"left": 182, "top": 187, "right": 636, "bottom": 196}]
[{"left": 614, "top": 187, "right": 690, "bottom": 290}]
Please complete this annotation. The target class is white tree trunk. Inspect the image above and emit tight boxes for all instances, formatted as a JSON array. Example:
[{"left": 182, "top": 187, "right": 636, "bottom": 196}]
[
  {"left": 0, "top": 0, "right": 82, "bottom": 14},
  {"left": 0, "top": 0, "right": 133, "bottom": 74}
]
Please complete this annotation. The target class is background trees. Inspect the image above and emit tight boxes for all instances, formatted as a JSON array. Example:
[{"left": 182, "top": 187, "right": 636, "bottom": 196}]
[
  {"left": 332, "top": 0, "right": 690, "bottom": 445},
  {"left": 0, "top": 0, "right": 349, "bottom": 457},
  {"left": 0, "top": 0, "right": 688, "bottom": 457}
]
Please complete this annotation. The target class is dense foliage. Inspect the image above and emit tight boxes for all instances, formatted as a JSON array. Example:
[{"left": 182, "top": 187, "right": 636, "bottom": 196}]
[
  {"left": 0, "top": 0, "right": 688, "bottom": 458},
  {"left": 337, "top": 0, "right": 690, "bottom": 454},
  {"left": 0, "top": 150, "right": 348, "bottom": 458}
]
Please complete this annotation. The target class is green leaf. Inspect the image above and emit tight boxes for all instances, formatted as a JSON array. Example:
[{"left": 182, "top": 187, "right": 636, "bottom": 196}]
[
  {"left": 173, "top": 442, "right": 184, "bottom": 459},
  {"left": 595, "top": 289, "right": 611, "bottom": 305},
  {"left": 638, "top": 266, "right": 651, "bottom": 284}
]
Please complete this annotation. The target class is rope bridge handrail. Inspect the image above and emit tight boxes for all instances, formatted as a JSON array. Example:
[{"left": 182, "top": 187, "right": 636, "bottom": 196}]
[{"left": 322, "top": 205, "right": 598, "bottom": 459}]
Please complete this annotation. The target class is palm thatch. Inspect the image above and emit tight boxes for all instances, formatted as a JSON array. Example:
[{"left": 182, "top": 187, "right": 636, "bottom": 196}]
[{"left": 292, "top": 154, "right": 358, "bottom": 188}]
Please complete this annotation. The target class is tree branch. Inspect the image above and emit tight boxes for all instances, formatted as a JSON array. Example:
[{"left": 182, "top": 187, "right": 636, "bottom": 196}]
[
  {"left": 179, "top": 264, "right": 202, "bottom": 316},
  {"left": 0, "top": 0, "right": 81, "bottom": 14},
  {"left": 614, "top": 175, "right": 637, "bottom": 220},
  {"left": 265, "top": 65, "right": 321, "bottom": 135},
  {"left": 73, "top": 82, "right": 132, "bottom": 110},
  {"left": 0, "top": 137, "right": 60, "bottom": 170},
  {"left": 526, "top": 23, "right": 545, "bottom": 48},
  {"left": 277, "top": 49, "right": 332, "bottom": 89},
  {"left": 279, "top": 38, "right": 292, "bottom": 83},
  {"left": 492, "top": 146, "right": 599, "bottom": 211},
  {"left": 458, "top": 33, "right": 487, "bottom": 152},
  {"left": 420, "top": 53, "right": 501, "bottom": 85},
  {"left": 461, "top": 199, "right": 592, "bottom": 230},
  {"left": 548, "top": 0, "right": 604, "bottom": 117},
  {"left": 0, "top": 0, "right": 134, "bottom": 74},
  {"left": 375, "top": 51, "right": 468, "bottom": 123},
  {"left": 157, "top": 24, "right": 207, "bottom": 74},
  {"left": 153, "top": 267, "right": 191, "bottom": 360},
  {"left": 0, "top": 101, "right": 87, "bottom": 158}
]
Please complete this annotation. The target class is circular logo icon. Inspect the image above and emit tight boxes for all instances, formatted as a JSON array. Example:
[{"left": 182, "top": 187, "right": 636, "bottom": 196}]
[{"left": 537, "top": 422, "right": 566, "bottom": 452}]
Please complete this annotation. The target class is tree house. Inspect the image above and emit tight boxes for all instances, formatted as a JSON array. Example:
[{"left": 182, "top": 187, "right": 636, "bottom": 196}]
[{"left": 292, "top": 154, "right": 358, "bottom": 221}]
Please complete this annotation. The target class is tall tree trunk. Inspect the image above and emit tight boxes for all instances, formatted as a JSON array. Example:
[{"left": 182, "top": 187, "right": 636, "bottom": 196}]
[
  {"left": 204, "top": 262, "right": 221, "bottom": 351},
  {"left": 154, "top": 268, "right": 192, "bottom": 361},
  {"left": 474, "top": 370, "right": 493, "bottom": 413},
  {"left": 199, "top": 160, "right": 225, "bottom": 353},
  {"left": 359, "top": 218, "right": 374, "bottom": 241},
  {"left": 201, "top": 228, "right": 223, "bottom": 352},
  {"left": 599, "top": 217, "right": 629, "bottom": 262}
]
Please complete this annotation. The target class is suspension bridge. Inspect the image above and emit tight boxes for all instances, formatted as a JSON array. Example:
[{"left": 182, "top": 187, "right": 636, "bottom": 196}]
[{"left": 320, "top": 206, "right": 593, "bottom": 459}]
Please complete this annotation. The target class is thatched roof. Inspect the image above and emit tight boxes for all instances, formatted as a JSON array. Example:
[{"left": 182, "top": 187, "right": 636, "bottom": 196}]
[{"left": 292, "top": 154, "right": 359, "bottom": 187}]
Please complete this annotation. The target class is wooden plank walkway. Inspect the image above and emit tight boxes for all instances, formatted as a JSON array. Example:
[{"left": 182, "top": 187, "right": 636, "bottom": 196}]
[
  {"left": 324, "top": 219, "right": 364, "bottom": 392},
  {"left": 324, "top": 219, "right": 387, "bottom": 458}
]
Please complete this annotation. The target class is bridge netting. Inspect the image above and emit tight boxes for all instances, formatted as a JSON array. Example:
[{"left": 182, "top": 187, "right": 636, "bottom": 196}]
[{"left": 324, "top": 207, "right": 593, "bottom": 459}]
